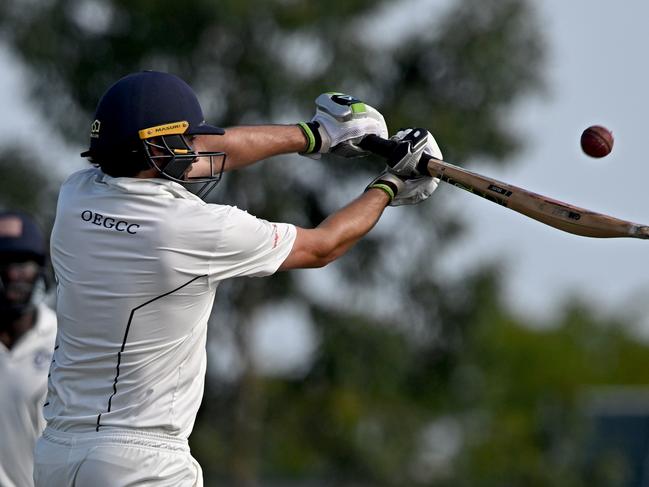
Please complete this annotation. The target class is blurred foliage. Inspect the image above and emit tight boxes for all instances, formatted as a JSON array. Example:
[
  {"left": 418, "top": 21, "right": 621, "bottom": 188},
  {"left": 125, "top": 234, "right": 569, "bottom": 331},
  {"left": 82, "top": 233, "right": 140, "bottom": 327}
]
[
  {"left": 2, "top": 0, "right": 646, "bottom": 486},
  {"left": 0, "top": 147, "right": 58, "bottom": 228}
]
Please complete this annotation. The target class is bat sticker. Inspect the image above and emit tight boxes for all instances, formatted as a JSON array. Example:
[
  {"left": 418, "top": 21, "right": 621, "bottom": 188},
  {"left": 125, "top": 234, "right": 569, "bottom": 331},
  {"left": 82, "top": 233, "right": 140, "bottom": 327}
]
[
  {"left": 551, "top": 207, "right": 582, "bottom": 221},
  {"left": 487, "top": 184, "right": 512, "bottom": 197},
  {"left": 440, "top": 175, "right": 508, "bottom": 207}
]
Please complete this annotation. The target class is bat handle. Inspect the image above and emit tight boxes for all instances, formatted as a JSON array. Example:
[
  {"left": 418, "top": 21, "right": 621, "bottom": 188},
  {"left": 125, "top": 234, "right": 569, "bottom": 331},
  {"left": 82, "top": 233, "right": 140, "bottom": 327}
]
[
  {"left": 358, "top": 134, "right": 398, "bottom": 159},
  {"left": 358, "top": 134, "right": 432, "bottom": 175}
]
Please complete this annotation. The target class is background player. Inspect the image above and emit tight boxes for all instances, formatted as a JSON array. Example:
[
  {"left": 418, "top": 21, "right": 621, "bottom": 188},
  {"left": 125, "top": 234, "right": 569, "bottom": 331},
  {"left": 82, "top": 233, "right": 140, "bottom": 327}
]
[
  {"left": 34, "top": 71, "right": 442, "bottom": 486},
  {"left": 0, "top": 211, "right": 57, "bottom": 487}
]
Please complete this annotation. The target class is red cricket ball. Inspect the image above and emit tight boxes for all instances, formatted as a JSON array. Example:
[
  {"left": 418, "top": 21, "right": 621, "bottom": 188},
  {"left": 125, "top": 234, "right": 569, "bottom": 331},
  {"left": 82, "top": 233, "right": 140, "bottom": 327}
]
[{"left": 580, "top": 125, "right": 614, "bottom": 158}]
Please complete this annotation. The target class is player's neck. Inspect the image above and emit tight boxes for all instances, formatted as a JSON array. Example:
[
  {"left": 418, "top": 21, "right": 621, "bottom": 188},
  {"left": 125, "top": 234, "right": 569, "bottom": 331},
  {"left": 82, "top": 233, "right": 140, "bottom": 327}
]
[
  {"left": 0, "top": 309, "right": 36, "bottom": 350},
  {"left": 135, "top": 167, "right": 160, "bottom": 179}
]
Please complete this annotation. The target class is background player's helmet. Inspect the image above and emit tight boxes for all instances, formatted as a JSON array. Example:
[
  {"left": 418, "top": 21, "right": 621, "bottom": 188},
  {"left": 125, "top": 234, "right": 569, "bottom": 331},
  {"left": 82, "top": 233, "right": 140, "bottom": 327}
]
[
  {"left": 0, "top": 211, "right": 47, "bottom": 318},
  {"left": 81, "top": 71, "right": 227, "bottom": 197}
]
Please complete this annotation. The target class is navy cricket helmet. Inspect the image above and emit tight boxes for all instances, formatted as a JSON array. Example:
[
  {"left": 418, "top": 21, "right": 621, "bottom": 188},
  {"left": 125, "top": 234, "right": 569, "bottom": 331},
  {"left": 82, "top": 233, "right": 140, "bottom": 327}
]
[
  {"left": 0, "top": 211, "right": 48, "bottom": 317},
  {"left": 81, "top": 71, "right": 227, "bottom": 197},
  {"left": 0, "top": 211, "right": 46, "bottom": 264}
]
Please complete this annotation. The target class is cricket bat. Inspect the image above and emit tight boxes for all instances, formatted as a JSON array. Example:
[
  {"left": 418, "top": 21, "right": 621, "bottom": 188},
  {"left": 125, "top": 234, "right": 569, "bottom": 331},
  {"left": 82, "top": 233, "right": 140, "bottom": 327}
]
[{"left": 359, "top": 134, "right": 649, "bottom": 239}]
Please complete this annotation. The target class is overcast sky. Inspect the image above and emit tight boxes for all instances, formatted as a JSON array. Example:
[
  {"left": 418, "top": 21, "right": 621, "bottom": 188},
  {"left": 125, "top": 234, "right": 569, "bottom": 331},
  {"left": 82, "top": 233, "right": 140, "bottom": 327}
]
[
  {"left": 1, "top": 1, "right": 649, "bottom": 344},
  {"left": 438, "top": 0, "right": 649, "bottom": 331}
]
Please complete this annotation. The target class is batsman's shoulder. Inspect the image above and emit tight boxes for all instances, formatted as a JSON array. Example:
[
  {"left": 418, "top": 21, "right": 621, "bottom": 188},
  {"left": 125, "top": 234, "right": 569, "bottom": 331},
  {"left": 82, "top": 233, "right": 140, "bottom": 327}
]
[
  {"left": 171, "top": 197, "right": 233, "bottom": 227},
  {"left": 61, "top": 167, "right": 102, "bottom": 187}
]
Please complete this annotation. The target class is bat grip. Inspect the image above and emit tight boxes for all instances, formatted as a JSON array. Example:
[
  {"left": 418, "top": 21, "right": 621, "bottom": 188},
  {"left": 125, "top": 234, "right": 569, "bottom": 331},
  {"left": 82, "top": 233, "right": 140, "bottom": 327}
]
[
  {"left": 358, "top": 134, "right": 432, "bottom": 175},
  {"left": 358, "top": 134, "right": 398, "bottom": 159}
]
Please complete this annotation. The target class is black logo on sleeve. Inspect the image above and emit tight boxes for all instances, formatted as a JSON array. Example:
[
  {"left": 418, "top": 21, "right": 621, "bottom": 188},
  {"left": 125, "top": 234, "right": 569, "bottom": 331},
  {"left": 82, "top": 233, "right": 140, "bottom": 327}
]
[{"left": 81, "top": 210, "right": 140, "bottom": 234}]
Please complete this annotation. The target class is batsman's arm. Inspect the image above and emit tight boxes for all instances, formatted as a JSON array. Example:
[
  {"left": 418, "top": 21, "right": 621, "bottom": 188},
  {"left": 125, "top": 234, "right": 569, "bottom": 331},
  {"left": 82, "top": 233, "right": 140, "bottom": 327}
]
[
  {"left": 190, "top": 90, "right": 388, "bottom": 176},
  {"left": 191, "top": 125, "right": 308, "bottom": 175},
  {"left": 279, "top": 188, "right": 390, "bottom": 270}
]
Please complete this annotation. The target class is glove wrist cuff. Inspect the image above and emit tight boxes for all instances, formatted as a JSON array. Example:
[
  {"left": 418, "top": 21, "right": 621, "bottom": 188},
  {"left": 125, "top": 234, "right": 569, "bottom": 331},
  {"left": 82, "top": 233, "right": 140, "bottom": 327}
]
[
  {"left": 297, "top": 121, "right": 323, "bottom": 154},
  {"left": 366, "top": 179, "right": 399, "bottom": 202}
]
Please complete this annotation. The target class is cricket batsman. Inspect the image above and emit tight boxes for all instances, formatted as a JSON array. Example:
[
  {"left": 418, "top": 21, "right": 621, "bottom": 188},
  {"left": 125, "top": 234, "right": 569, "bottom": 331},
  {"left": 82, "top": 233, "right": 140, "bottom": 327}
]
[{"left": 34, "top": 70, "right": 442, "bottom": 485}]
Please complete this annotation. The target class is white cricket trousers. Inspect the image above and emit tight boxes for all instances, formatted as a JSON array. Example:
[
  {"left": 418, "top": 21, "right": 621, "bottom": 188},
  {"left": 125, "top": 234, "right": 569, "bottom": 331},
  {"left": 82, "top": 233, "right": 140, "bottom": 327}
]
[{"left": 33, "top": 427, "right": 203, "bottom": 486}]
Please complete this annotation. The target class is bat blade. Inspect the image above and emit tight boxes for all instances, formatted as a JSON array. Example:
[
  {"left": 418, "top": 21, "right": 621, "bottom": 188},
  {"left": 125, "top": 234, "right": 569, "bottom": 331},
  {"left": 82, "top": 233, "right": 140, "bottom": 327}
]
[
  {"left": 426, "top": 157, "right": 649, "bottom": 240},
  {"left": 357, "top": 134, "right": 649, "bottom": 239}
]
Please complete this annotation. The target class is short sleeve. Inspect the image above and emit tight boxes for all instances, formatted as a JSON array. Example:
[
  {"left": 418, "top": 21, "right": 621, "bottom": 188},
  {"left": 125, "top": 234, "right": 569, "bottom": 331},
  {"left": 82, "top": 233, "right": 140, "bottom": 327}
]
[{"left": 207, "top": 206, "right": 296, "bottom": 280}]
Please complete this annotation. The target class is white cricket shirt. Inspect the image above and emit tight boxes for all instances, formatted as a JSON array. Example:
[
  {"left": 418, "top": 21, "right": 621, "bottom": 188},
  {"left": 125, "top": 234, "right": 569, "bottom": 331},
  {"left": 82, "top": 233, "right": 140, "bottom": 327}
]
[
  {"left": 0, "top": 303, "right": 56, "bottom": 487},
  {"left": 46, "top": 168, "right": 296, "bottom": 439}
]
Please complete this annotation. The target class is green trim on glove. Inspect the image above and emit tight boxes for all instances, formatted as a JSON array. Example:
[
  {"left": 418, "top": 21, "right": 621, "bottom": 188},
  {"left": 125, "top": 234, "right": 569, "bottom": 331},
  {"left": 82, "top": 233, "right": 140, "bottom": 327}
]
[
  {"left": 351, "top": 103, "right": 366, "bottom": 114},
  {"left": 368, "top": 183, "right": 395, "bottom": 201},
  {"left": 297, "top": 122, "right": 318, "bottom": 154},
  {"left": 366, "top": 172, "right": 405, "bottom": 205},
  {"left": 322, "top": 92, "right": 366, "bottom": 116}
]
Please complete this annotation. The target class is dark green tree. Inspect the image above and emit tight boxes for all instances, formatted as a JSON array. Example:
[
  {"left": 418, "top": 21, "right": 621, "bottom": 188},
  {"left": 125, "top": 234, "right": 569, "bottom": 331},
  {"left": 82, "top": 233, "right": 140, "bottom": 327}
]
[{"left": 0, "top": 148, "right": 58, "bottom": 232}]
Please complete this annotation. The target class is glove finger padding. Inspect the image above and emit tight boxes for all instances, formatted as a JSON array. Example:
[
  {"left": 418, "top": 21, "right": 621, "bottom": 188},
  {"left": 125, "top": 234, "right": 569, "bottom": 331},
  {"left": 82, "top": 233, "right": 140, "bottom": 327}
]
[
  {"left": 389, "top": 128, "right": 443, "bottom": 177},
  {"left": 327, "top": 103, "right": 387, "bottom": 157},
  {"left": 389, "top": 176, "right": 439, "bottom": 206},
  {"left": 299, "top": 93, "right": 388, "bottom": 158}
]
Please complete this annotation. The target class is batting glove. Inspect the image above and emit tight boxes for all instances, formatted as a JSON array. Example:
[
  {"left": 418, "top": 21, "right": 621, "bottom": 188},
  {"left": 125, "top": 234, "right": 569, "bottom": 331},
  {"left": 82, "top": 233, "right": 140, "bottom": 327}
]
[
  {"left": 298, "top": 92, "right": 388, "bottom": 159},
  {"left": 366, "top": 171, "right": 439, "bottom": 207},
  {"left": 366, "top": 127, "right": 442, "bottom": 206},
  {"left": 388, "top": 127, "right": 443, "bottom": 177}
]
